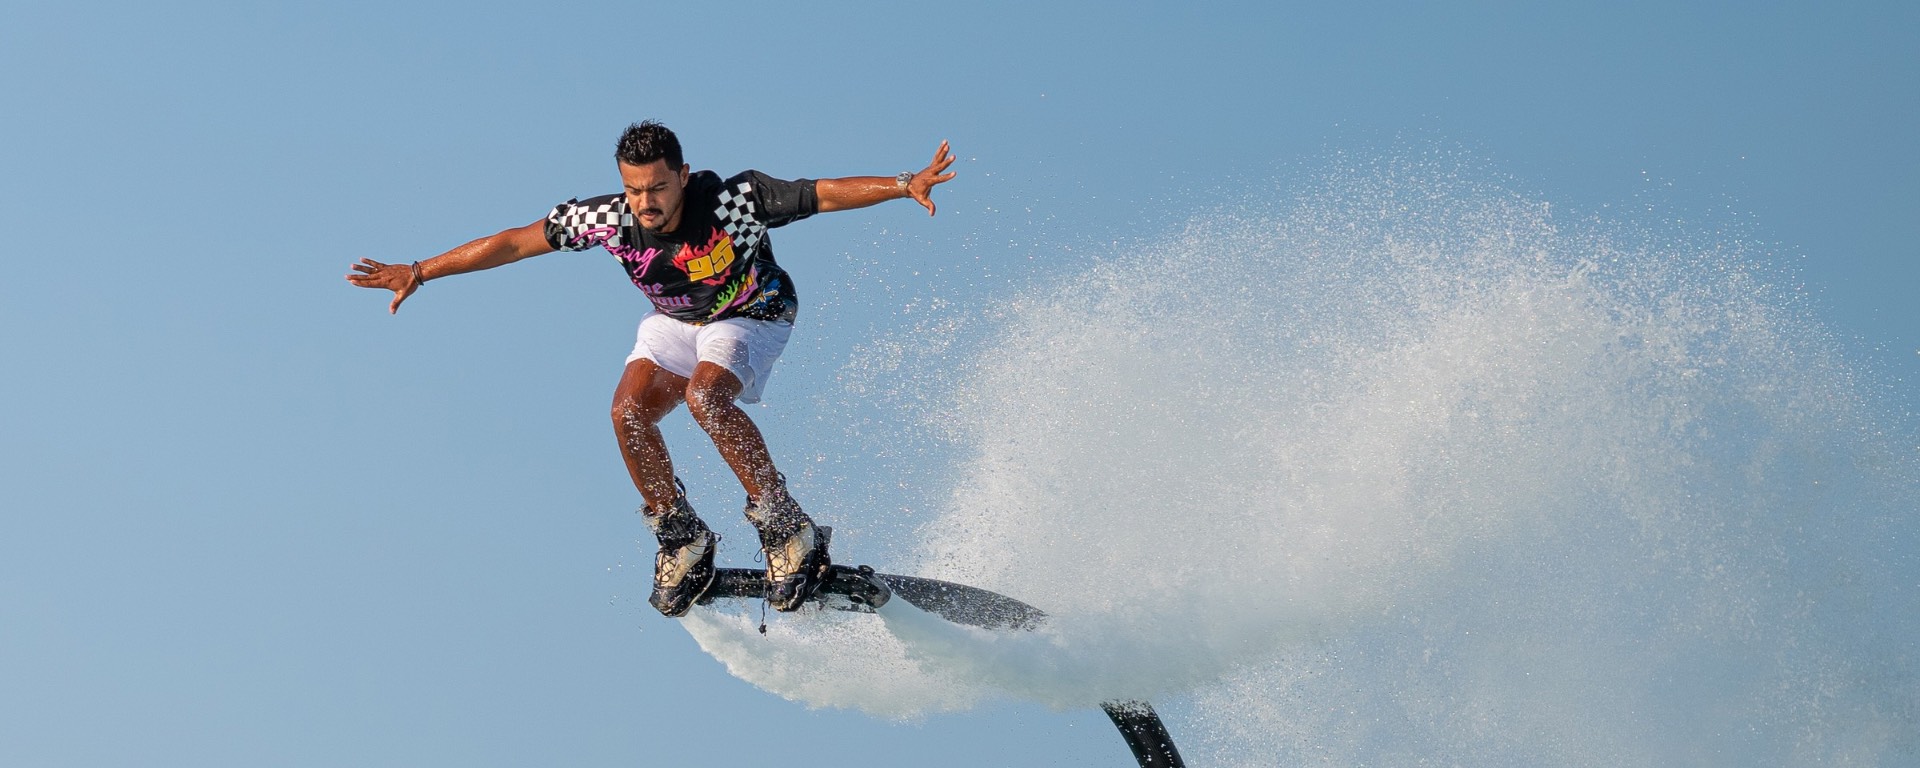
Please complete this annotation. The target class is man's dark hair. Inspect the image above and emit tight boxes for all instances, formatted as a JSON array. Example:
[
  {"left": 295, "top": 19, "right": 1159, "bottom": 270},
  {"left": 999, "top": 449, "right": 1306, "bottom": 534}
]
[{"left": 616, "top": 121, "right": 684, "bottom": 169}]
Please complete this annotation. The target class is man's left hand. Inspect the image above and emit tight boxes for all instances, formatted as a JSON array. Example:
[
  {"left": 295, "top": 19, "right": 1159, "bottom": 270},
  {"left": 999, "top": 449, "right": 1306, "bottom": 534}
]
[{"left": 907, "top": 140, "right": 957, "bottom": 216}]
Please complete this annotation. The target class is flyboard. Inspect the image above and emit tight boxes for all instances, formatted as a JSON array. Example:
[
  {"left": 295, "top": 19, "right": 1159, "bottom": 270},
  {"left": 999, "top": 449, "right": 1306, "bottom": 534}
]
[{"left": 694, "top": 538, "right": 1186, "bottom": 768}]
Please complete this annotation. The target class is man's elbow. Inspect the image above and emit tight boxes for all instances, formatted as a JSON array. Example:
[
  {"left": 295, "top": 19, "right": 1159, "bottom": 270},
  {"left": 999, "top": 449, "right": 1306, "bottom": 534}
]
[{"left": 501, "top": 223, "right": 556, "bottom": 262}]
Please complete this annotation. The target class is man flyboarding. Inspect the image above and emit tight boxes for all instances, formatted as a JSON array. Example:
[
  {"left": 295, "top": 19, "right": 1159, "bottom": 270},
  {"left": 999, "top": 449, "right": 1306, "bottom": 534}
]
[{"left": 348, "top": 121, "right": 955, "bottom": 616}]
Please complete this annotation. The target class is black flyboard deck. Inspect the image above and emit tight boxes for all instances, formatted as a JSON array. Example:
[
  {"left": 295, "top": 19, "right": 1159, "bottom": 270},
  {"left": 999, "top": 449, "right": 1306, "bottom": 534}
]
[
  {"left": 698, "top": 564, "right": 1044, "bottom": 630},
  {"left": 693, "top": 561, "right": 1185, "bottom": 768}
]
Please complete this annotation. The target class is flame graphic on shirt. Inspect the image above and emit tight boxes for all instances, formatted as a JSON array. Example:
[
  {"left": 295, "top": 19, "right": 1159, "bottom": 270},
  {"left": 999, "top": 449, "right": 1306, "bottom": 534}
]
[{"left": 674, "top": 230, "right": 737, "bottom": 286}]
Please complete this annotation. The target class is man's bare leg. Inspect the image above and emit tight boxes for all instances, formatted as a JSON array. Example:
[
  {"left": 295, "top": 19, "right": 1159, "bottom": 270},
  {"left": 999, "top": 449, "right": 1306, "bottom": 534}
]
[
  {"left": 611, "top": 358, "right": 689, "bottom": 509},
  {"left": 614, "top": 358, "right": 719, "bottom": 616},
  {"left": 685, "top": 361, "right": 826, "bottom": 611},
  {"left": 684, "top": 361, "right": 780, "bottom": 501}
]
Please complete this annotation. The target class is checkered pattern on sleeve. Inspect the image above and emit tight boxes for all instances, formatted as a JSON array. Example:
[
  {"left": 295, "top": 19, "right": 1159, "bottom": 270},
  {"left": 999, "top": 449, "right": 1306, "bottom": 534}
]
[
  {"left": 713, "top": 181, "right": 767, "bottom": 256},
  {"left": 544, "top": 196, "right": 629, "bottom": 252}
]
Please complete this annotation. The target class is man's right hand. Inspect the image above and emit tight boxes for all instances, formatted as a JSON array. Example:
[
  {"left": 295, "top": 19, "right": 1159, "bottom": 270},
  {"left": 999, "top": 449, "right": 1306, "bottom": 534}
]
[{"left": 346, "top": 258, "right": 425, "bottom": 314}]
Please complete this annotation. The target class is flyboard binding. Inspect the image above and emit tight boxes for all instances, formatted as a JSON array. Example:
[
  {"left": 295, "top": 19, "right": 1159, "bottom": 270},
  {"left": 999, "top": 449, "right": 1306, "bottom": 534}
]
[{"left": 689, "top": 526, "right": 1185, "bottom": 768}]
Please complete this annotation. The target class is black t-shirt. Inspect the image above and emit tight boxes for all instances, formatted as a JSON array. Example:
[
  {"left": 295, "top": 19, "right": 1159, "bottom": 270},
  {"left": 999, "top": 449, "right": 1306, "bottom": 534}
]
[{"left": 544, "top": 170, "right": 818, "bottom": 324}]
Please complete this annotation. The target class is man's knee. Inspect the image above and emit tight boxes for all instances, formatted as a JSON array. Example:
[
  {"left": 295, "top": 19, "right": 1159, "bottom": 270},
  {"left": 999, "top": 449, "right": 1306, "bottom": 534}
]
[
  {"left": 612, "top": 397, "right": 656, "bottom": 431},
  {"left": 683, "top": 382, "right": 733, "bottom": 425},
  {"left": 684, "top": 364, "right": 745, "bottom": 425},
  {"left": 613, "top": 360, "right": 686, "bottom": 430}
]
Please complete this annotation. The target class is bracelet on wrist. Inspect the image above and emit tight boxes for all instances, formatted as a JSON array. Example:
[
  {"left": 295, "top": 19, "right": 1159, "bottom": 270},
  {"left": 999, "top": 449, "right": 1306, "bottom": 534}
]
[{"left": 410, "top": 261, "right": 427, "bottom": 286}]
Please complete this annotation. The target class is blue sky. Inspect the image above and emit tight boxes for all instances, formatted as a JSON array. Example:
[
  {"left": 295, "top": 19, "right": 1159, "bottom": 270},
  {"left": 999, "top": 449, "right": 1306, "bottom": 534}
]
[{"left": 2, "top": 2, "right": 1915, "bottom": 766}]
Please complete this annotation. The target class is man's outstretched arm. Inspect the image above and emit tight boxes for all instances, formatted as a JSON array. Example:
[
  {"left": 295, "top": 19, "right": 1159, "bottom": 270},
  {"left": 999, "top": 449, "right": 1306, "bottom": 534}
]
[
  {"left": 816, "top": 140, "right": 957, "bottom": 216},
  {"left": 346, "top": 218, "right": 555, "bottom": 314}
]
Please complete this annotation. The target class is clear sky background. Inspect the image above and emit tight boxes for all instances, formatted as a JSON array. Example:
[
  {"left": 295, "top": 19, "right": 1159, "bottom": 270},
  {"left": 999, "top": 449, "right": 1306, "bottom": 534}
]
[{"left": 2, "top": 2, "right": 1915, "bottom": 766}]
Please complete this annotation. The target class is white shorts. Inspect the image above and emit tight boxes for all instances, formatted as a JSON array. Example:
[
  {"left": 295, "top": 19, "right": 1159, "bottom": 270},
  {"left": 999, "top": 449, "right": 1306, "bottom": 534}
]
[{"left": 624, "top": 312, "right": 794, "bottom": 404}]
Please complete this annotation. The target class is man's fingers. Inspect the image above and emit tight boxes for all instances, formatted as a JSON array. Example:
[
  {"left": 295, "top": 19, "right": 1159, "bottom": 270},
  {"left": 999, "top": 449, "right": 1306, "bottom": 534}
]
[
  {"left": 348, "top": 257, "right": 415, "bottom": 313},
  {"left": 349, "top": 264, "right": 393, "bottom": 287},
  {"left": 923, "top": 142, "right": 955, "bottom": 178},
  {"left": 350, "top": 259, "right": 389, "bottom": 283},
  {"left": 910, "top": 142, "right": 955, "bottom": 217}
]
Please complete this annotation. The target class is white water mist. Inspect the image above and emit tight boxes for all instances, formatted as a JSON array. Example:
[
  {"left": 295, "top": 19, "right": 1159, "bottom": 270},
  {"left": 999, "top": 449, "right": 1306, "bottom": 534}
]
[{"left": 687, "top": 153, "right": 1919, "bottom": 765}]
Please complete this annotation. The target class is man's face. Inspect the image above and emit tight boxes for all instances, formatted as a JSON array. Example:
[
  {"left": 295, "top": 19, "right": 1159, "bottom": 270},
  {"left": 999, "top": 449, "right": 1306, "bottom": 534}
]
[{"left": 619, "top": 159, "right": 690, "bottom": 233}]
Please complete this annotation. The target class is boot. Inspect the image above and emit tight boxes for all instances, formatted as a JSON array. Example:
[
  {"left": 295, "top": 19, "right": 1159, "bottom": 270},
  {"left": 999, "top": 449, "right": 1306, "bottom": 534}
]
[
  {"left": 643, "top": 492, "right": 717, "bottom": 617},
  {"left": 743, "top": 480, "right": 830, "bottom": 612}
]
